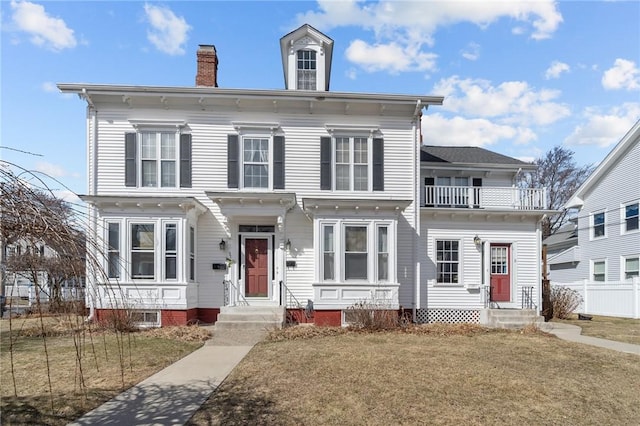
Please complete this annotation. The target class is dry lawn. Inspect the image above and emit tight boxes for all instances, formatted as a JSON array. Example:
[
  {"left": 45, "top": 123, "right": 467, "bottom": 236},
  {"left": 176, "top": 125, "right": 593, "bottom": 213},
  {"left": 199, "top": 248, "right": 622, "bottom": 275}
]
[
  {"left": 189, "top": 325, "right": 640, "bottom": 425},
  {"left": 554, "top": 314, "right": 640, "bottom": 345},
  {"left": 1, "top": 315, "right": 207, "bottom": 425}
]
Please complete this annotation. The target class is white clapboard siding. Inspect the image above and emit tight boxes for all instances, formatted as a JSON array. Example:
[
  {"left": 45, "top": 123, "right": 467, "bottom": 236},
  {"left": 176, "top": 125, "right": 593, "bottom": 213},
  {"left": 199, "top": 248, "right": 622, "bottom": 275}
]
[
  {"left": 420, "top": 217, "right": 540, "bottom": 309},
  {"left": 570, "top": 139, "right": 640, "bottom": 282}
]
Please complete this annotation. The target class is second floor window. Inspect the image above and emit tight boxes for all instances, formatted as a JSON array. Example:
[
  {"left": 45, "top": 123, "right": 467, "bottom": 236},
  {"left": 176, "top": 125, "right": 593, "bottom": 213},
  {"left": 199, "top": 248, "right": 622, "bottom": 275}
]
[
  {"left": 593, "top": 212, "right": 605, "bottom": 238},
  {"left": 297, "top": 49, "right": 316, "bottom": 90},
  {"left": 243, "top": 138, "right": 269, "bottom": 189},
  {"left": 625, "top": 203, "right": 639, "bottom": 232},
  {"left": 141, "top": 132, "right": 177, "bottom": 187},
  {"left": 335, "top": 137, "right": 369, "bottom": 191}
]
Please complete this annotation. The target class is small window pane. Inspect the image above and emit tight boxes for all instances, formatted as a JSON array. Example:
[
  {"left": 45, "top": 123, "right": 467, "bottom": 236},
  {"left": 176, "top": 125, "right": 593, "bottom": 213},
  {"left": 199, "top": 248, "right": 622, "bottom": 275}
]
[
  {"left": 132, "top": 225, "right": 154, "bottom": 249},
  {"left": 161, "top": 133, "right": 176, "bottom": 159},
  {"left": 161, "top": 161, "right": 176, "bottom": 187},
  {"left": 142, "top": 161, "right": 157, "bottom": 187},
  {"left": 626, "top": 204, "right": 639, "bottom": 232},
  {"left": 625, "top": 257, "right": 639, "bottom": 279},
  {"left": 141, "top": 133, "right": 156, "bottom": 158}
]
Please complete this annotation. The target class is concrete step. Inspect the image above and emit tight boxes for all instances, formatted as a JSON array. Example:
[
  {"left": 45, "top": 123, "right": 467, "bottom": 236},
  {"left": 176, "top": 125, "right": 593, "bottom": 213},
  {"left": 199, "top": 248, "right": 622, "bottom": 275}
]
[
  {"left": 214, "top": 320, "right": 283, "bottom": 330},
  {"left": 220, "top": 306, "right": 285, "bottom": 315},
  {"left": 481, "top": 309, "right": 544, "bottom": 329},
  {"left": 217, "top": 313, "right": 285, "bottom": 322}
]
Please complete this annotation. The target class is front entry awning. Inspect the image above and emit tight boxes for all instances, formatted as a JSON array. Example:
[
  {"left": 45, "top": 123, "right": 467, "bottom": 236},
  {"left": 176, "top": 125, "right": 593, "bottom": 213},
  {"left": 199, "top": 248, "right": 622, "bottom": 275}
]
[
  {"left": 206, "top": 191, "right": 297, "bottom": 219},
  {"left": 302, "top": 197, "right": 412, "bottom": 216}
]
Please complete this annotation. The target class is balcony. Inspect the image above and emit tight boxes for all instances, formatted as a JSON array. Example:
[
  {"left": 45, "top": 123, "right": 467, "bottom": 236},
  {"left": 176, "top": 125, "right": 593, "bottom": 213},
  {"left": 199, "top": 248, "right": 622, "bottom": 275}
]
[{"left": 421, "top": 185, "right": 547, "bottom": 210}]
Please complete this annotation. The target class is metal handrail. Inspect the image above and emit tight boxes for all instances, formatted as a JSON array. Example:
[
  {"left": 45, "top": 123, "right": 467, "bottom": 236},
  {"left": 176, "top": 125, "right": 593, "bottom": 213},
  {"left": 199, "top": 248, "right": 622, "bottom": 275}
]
[
  {"left": 279, "top": 280, "right": 303, "bottom": 309},
  {"left": 222, "top": 279, "right": 249, "bottom": 307},
  {"left": 480, "top": 284, "right": 491, "bottom": 309},
  {"left": 521, "top": 286, "right": 536, "bottom": 310}
]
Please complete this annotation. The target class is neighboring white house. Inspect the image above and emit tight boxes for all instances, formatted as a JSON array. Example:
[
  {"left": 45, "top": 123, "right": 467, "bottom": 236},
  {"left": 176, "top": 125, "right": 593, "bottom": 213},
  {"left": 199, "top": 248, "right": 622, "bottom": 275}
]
[
  {"left": 59, "top": 25, "right": 550, "bottom": 327},
  {"left": 548, "top": 120, "right": 640, "bottom": 318}
]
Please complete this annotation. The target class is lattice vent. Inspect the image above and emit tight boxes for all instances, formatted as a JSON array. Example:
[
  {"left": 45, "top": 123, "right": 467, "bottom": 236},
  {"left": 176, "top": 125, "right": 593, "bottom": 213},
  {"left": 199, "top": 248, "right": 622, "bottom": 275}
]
[{"left": 415, "top": 309, "right": 480, "bottom": 324}]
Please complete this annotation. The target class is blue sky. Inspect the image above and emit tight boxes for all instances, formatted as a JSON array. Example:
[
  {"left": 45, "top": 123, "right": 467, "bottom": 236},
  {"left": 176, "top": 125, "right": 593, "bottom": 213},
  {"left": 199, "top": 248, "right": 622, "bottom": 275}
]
[{"left": 1, "top": 0, "right": 639, "bottom": 202}]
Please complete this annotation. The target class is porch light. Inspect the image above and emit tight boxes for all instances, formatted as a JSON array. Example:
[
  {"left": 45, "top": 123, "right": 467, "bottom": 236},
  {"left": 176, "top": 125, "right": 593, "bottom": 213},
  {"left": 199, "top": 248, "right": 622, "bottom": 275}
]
[
  {"left": 284, "top": 239, "right": 292, "bottom": 251},
  {"left": 473, "top": 235, "right": 482, "bottom": 247},
  {"left": 219, "top": 239, "right": 227, "bottom": 251}
]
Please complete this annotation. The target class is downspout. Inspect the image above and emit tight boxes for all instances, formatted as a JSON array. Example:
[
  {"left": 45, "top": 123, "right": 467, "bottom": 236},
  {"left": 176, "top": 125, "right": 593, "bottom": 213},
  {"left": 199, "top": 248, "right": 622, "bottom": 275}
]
[{"left": 413, "top": 100, "right": 422, "bottom": 322}]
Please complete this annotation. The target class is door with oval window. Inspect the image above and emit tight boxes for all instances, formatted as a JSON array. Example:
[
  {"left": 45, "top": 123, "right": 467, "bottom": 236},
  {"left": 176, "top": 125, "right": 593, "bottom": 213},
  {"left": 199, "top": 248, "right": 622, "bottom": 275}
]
[{"left": 490, "top": 243, "right": 511, "bottom": 302}]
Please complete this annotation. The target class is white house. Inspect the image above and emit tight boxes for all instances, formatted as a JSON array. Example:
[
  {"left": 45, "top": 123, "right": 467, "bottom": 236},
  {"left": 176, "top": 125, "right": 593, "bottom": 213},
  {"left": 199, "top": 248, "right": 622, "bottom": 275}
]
[
  {"left": 59, "top": 25, "right": 550, "bottom": 327},
  {"left": 548, "top": 120, "right": 640, "bottom": 318}
]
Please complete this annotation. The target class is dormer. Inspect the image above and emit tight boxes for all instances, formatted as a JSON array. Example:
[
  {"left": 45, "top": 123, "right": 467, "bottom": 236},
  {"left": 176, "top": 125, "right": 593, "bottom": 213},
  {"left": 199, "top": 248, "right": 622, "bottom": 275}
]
[{"left": 280, "top": 24, "right": 334, "bottom": 91}]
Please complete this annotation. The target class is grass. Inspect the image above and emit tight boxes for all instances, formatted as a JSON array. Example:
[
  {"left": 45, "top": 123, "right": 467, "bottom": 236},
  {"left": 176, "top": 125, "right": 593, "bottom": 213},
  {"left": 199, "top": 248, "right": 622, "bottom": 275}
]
[
  {"left": 188, "top": 325, "right": 640, "bottom": 425},
  {"left": 1, "top": 315, "right": 207, "bottom": 425},
  {"left": 554, "top": 314, "right": 640, "bottom": 345}
]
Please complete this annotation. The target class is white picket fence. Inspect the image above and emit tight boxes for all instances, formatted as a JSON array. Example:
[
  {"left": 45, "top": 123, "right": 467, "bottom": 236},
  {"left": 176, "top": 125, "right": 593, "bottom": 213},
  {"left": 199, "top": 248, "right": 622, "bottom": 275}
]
[
  {"left": 4, "top": 285, "right": 85, "bottom": 307},
  {"left": 551, "top": 278, "right": 640, "bottom": 319}
]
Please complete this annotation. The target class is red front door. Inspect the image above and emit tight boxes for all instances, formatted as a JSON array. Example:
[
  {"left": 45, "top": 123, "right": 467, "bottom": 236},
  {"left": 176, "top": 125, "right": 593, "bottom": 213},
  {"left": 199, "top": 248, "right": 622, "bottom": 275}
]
[
  {"left": 490, "top": 244, "right": 511, "bottom": 302},
  {"left": 245, "top": 238, "right": 269, "bottom": 297}
]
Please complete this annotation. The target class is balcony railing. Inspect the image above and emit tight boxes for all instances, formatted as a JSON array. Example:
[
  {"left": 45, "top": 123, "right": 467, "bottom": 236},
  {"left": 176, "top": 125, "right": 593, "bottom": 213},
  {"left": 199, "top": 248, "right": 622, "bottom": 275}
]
[{"left": 421, "top": 185, "right": 547, "bottom": 210}]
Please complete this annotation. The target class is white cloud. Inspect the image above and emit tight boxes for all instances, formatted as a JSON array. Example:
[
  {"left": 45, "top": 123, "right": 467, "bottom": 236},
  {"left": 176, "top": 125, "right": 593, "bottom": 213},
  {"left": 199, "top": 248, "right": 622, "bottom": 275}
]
[
  {"left": 544, "top": 61, "right": 570, "bottom": 79},
  {"left": 422, "top": 114, "right": 536, "bottom": 147},
  {"left": 35, "top": 161, "right": 68, "bottom": 178},
  {"left": 143, "top": 3, "right": 191, "bottom": 55},
  {"left": 345, "top": 68, "right": 358, "bottom": 80},
  {"left": 432, "top": 76, "right": 570, "bottom": 126},
  {"left": 297, "top": 0, "right": 562, "bottom": 73},
  {"left": 345, "top": 39, "right": 437, "bottom": 73},
  {"left": 41, "top": 81, "right": 57, "bottom": 93},
  {"left": 10, "top": 0, "right": 77, "bottom": 51},
  {"left": 461, "top": 42, "right": 480, "bottom": 61},
  {"left": 601, "top": 58, "right": 640, "bottom": 91},
  {"left": 564, "top": 103, "right": 640, "bottom": 147}
]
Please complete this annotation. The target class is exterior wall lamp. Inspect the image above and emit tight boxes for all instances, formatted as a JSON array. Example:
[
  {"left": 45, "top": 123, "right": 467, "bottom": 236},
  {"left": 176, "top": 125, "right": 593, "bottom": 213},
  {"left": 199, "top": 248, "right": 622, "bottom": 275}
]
[
  {"left": 473, "top": 235, "right": 482, "bottom": 247},
  {"left": 219, "top": 239, "right": 227, "bottom": 251},
  {"left": 284, "top": 239, "right": 292, "bottom": 251}
]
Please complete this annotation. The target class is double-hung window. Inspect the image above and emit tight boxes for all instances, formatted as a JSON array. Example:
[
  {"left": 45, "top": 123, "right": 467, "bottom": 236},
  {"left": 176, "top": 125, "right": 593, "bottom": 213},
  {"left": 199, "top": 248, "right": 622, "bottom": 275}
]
[
  {"left": 140, "top": 132, "right": 177, "bottom": 187},
  {"left": 335, "top": 137, "right": 369, "bottom": 191},
  {"left": 164, "top": 224, "right": 177, "bottom": 280},
  {"left": 320, "top": 220, "right": 392, "bottom": 283},
  {"left": 592, "top": 211, "right": 605, "bottom": 238},
  {"left": 624, "top": 257, "right": 639, "bottom": 280},
  {"left": 592, "top": 260, "right": 606, "bottom": 282},
  {"left": 436, "top": 240, "right": 459, "bottom": 284},
  {"left": 624, "top": 203, "right": 639, "bottom": 232},
  {"left": 125, "top": 130, "right": 191, "bottom": 189},
  {"left": 243, "top": 137, "right": 269, "bottom": 188},
  {"left": 107, "top": 223, "right": 120, "bottom": 279},
  {"left": 131, "top": 224, "right": 155, "bottom": 279},
  {"left": 297, "top": 49, "right": 316, "bottom": 90},
  {"left": 189, "top": 226, "right": 195, "bottom": 281}
]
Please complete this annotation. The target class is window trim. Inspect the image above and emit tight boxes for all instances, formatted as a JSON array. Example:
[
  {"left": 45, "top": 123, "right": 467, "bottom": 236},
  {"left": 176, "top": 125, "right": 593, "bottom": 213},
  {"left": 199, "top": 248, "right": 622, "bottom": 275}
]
[
  {"left": 591, "top": 259, "right": 607, "bottom": 282},
  {"left": 238, "top": 133, "right": 273, "bottom": 190},
  {"left": 318, "top": 218, "right": 394, "bottom": 285},
  {"left": 435, "top": 239, "right": 461, "bottom": 285},
  {"left": 621, "top": 201, "right": 639, "bottom": 234},
  {"left": 332, "top": 135, "right": 372, "bottom": 192},
  {"left": 622, "top": 255, "right": 639, "bottom": 281},
  {"left": 591, "top": 210, "right": 606, "bottom": 240}
]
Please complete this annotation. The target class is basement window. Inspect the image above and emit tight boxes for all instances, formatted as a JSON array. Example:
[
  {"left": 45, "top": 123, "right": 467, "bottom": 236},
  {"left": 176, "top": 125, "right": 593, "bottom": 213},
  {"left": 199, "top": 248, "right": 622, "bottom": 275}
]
[{"left": 130, "top": 310, "right": 159, "bottom": 327}]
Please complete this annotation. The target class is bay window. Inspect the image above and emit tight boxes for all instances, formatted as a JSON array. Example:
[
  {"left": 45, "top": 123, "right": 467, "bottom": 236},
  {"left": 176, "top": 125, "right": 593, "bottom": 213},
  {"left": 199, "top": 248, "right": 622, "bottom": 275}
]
[
  {"left": 131, "top": 224, "right": 155, "bottom": 279},
  {"left": 164, "top": 223, "right": 177, "bottom": 280},
  {"left": 107, "top": 223, "right": 120, "bottom": 279},
  {"left": 319, "top": 220, "right": 393, "bottom": 284}
]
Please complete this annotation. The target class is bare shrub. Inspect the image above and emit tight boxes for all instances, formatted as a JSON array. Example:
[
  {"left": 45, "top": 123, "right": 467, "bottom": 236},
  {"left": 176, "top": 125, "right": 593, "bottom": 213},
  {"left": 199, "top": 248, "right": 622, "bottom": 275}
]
[
  {"left": 345, "top": 300, "right": 409, "bottom": 331},
  {"left": 551, "top": 286, "right": 583, "bottom": 319}
]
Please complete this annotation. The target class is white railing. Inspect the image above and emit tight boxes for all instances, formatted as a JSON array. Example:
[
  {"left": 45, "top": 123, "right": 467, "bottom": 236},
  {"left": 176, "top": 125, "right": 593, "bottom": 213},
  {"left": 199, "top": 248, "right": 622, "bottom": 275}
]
[
  {"left": 551, "top": 278, "right": 640, "bottom": 319},
  {"left": 421, "top": 186, "right": 547, "bottom": 210}
]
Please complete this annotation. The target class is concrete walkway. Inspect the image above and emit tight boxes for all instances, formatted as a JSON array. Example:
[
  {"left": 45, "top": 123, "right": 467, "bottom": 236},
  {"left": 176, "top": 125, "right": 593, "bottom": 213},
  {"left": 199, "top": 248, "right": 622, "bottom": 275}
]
[
  {"left": 539, "top": 322, "right": 640, "bottom": 356},
  {"left": 69, "top": 330, "right": 257, "bottom": 426}
]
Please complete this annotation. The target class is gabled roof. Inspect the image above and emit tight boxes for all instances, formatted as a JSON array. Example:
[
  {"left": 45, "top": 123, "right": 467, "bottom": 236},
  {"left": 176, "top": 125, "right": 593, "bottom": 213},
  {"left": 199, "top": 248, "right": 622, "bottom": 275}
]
[
  {"left": 566, "top": 120, "right": 640, "bottom": 209},
  {"left": 543, "top": 221, "right": 578, "bottom": 250},
  {"left": 420, "top": 146, "right": 534, "bottom": 169},
  {"left": 280, "top": 24, "right": 334, "bottom": 91}
]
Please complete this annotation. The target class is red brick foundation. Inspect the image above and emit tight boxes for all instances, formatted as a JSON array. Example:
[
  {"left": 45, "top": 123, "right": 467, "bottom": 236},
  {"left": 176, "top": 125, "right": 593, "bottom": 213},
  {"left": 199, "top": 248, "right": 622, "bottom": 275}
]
[
  {"left": 197, "top": 308, "right": 220, "bottom": 324},
  {"left": 161, "top": 309, "right": 198, "bottom": 326},
  {"left": 313, "top": 310, "right": 342, "bottom": 327}
]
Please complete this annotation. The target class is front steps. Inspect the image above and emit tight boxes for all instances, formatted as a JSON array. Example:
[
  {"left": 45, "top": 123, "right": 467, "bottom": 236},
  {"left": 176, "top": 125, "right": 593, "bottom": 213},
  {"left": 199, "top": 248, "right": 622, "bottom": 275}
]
[
  {"left": 211, "top": 306, "right": 285, "bottom": 345},
  {"left": 480, "top": 309, "right": 544, "bottom": 329}
]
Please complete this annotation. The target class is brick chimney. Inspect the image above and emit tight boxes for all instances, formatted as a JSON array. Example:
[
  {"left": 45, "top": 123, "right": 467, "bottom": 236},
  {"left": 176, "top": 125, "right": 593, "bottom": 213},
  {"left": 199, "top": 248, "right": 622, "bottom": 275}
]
[{"left": 196, "top": 45, "right": 218, "bottom": 87}]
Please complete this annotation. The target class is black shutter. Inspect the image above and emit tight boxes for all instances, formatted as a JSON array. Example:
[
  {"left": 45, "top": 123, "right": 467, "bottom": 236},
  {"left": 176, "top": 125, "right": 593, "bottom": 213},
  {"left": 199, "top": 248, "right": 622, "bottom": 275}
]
[
  {"left": 227, "top": 134, "right": 239, "bottom": 188},
  {"left": 372, "top": 137, "right": 384, "bottom": 191},
  {"left": 273, "top": 135, "right": 285, "bottom": 189},
  {"left": 180, "top": 134, "right": 192, "bottom": 188},
  {"left": 125, "top": 132, "right": 137, "bottom": 187},
  {"left": 320, "top": 136, "right": 332, "bottom": 190}
]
